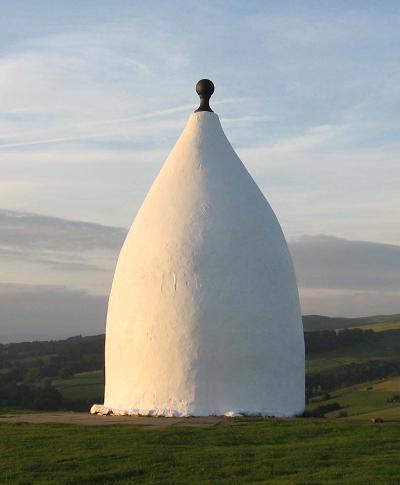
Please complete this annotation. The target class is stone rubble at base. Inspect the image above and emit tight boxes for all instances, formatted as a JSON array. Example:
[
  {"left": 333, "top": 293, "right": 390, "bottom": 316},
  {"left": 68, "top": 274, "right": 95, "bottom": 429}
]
[{"left": 90, "top": 404, "right": 288, "bottom": 418}]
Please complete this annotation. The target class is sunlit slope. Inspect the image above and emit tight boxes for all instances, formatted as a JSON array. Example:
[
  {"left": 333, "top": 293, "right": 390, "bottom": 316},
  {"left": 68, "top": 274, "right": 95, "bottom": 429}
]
[
  {"left": 307, "top": 377, "right": 400, "bottom": 420},
  {"left": 303, "top": 314, "right": 400, "bottom": 332}
]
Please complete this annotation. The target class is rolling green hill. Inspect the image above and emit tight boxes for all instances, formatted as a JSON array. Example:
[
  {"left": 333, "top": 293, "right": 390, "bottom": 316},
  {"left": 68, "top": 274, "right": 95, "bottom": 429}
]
[
  {"left": 307, "top": 377, "right": 400, "bottom": 420},
  {"left": 302, "top": 313, "right": 400, "bottom": 331}
]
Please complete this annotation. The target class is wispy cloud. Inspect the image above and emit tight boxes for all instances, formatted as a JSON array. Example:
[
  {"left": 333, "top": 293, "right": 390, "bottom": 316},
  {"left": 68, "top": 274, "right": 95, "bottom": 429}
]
[
  {"left": 0, "top": 2, "right": 399, "bottom": 276},
  {"left": 0, "top": 210, "right": 124, "bottom": 295},
  {"left": 0, "top": 98, "right": 254, "bottom": 149},
  {"left": 237, "top": 118, "right": 400, "bottom": 245}
]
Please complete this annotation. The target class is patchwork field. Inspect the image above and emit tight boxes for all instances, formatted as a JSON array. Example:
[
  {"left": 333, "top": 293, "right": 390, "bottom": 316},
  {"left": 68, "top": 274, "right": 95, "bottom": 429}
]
[
  {"left": 302, "top": 313, "right": 400, "bottom": 332},
  {"left": 308, "top": 377, "right": 400, "bottom": 420},
  {"left": 349, "top": 321, "right": 400, "bottom": 332},
  {"left": 53, "top": 370, "right": 104, "bottom": 401},
  {"left": 306, "top": 329, "right": 400, "bottom": 374}
]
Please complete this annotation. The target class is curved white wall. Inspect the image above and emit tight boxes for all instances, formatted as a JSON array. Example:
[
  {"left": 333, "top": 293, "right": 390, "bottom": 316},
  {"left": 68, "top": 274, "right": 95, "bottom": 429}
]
[{"left": 101, "top": 112, "right": 305, "bottom": 417}]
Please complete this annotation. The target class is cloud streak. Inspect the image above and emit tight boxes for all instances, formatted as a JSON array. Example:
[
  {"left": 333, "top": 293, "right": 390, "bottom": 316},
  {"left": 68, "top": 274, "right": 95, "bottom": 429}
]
[
  {"left": 0, "top": 283, "right": 107, "bottom": 343},
  {"left": 0, "top": 98, "right": 253, "bottom": 149},
  {"left": 290, "top": 235, "right": 400, "bottom": 292}
]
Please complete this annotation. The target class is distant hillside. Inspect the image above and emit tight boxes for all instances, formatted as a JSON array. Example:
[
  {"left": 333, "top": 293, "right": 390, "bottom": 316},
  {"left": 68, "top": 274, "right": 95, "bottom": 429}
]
[
  {"left": 303, "top": 314, "right": 400, "bottom": 332},
  {"left": 2, "top": 325, "right": 400, "bottom": 419}
]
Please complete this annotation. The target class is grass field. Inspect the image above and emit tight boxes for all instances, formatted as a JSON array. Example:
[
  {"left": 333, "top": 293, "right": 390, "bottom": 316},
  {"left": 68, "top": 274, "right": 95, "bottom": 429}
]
[
  {"left": 1, "top": 420, "right": 400, "bottom": 484},
  {"left": 303, "top": 314, "right": 400, "bottom": 331},
  {"left": 349, "top": 321, "right": 400, "bottom": 332},
  {"left": 54, "top": 370, "right": 104, "bottom": 401},
  {"left": 307, "top": 377, "right": 400, "bottom": 419},
  {"left": 305, "top": 332, "right": 400, "bottom": 420},
  {"left": 306, "top": 330, "right": 400, "bottom": 374}
]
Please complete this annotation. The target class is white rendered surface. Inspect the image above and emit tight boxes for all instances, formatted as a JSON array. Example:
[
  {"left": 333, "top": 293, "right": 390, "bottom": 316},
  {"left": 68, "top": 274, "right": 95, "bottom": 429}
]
[{"left": 100, "top": 111, "right": 305, "bottom": 417}]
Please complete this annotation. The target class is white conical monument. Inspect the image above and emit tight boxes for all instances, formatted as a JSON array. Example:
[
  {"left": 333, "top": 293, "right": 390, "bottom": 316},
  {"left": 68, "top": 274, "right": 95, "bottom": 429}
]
[{"left": 91, "top": 80, "right": 305, "bottom": 417}]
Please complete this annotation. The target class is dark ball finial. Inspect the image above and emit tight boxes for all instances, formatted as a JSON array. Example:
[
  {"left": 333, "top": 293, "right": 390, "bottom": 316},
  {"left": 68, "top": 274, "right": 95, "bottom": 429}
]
[{"left": 195, "top": 79, "right": 214, "bottom": 112}]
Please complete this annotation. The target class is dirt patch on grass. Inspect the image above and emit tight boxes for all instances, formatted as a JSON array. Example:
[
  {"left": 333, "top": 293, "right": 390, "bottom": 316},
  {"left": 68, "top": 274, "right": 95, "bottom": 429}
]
[{"left": 0, "top": 411, "right": 232, "bottom": 427}]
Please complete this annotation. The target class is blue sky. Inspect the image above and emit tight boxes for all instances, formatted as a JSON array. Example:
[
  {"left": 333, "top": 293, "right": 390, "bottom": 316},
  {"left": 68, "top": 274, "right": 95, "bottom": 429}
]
[
  {"left": 1, "top": 0, "right": 399, "bottom": 241},
  {"left": 0, "top": 1, "right": 399, "bottom": 338}
]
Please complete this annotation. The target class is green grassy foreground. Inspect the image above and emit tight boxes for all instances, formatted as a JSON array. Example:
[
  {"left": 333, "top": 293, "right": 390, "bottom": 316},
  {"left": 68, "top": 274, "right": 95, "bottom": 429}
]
[{"left": 1, "top": 420, "right": 400, "bottom": 484}]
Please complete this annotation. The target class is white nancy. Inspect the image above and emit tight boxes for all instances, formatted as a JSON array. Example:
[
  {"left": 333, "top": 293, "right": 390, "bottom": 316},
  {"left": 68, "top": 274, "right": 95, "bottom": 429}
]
[{"left": 93, "top": 110, "right": 305, "bottom": 417}]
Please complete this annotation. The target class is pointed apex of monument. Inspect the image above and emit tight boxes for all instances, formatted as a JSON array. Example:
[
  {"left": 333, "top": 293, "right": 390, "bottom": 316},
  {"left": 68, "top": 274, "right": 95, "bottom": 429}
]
[{"left": 195, "top": 79, "right": 214, "bottom": 113}]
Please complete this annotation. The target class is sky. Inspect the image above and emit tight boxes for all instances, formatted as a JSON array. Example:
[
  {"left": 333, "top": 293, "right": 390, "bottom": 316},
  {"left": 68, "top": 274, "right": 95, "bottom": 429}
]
[{"left": 0, "top": 1, "right": 399, "bottom": 341}]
